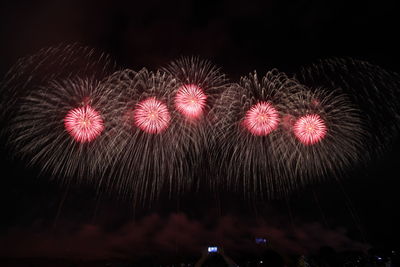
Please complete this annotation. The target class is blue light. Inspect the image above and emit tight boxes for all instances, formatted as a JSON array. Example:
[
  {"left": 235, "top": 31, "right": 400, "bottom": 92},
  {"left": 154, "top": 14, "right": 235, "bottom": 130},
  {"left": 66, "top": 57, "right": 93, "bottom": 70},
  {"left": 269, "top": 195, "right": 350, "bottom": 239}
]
[{"left": 255, "top": 238, "right": 267, "bottom": 244}]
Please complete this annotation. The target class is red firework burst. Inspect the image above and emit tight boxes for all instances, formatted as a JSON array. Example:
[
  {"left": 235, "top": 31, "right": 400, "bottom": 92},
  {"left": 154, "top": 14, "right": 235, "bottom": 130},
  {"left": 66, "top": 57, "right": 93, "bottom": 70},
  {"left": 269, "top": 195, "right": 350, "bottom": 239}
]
[
  {"left": 243, "top": 102, "right": 280, "bottom": 136},
  {"left": 134, "top": 97, "right": 171, "bottom": 134},
  {"left": 174, "top": 84, "right": 207, "bottom": 119},
  {"left": 64, "top": 105, "right": 105, "bottom": 143},
  {"left": 293, "top": 114, "right": 327, "bottom": 145}
]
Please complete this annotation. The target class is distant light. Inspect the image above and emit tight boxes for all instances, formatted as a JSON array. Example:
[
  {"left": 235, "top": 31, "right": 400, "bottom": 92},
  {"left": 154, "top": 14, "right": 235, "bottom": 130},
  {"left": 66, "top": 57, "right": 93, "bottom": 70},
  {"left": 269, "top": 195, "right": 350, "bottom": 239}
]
[
  {"left": 208, "top": 246, "right": 218, "bottom": 253},
  {"left": 255, "top": 237, "right": 267, "bottom": 244}
]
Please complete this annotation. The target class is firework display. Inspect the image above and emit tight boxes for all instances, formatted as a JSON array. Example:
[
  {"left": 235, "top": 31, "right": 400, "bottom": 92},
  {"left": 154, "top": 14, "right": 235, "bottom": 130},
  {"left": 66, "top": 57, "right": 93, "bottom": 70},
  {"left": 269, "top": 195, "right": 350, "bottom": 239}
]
[{"left": 1, "top": 45, "right": 400, "bottom": 202}]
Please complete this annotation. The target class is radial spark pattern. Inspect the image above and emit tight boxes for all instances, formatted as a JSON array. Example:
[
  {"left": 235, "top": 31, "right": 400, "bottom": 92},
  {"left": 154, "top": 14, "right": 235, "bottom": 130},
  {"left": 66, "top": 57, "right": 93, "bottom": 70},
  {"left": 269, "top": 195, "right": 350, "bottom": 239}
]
[
  {"left": 293, "top": 114, "right": 327, "bottom": 145},
  {"left": 174, "top": 84, "right": 207, "bottom": 119},
  {"left": 162, "top": 57, "right": 227, "bottom": 118},
  {"left": 5, "top": 77, "right": 120, "bottom": 181},
  {"left": 64, "top": 105, "right": 105, "bottom": 142},
  {"left": 243, "top": 102, "right": 279, "bottom": 136},
  {"left": 276, "top": 87, "right": 366, "bottom": 186},
  {"left": 296, "top": 58, "right": 400, "bottom": 159},
  {"left": 134, "top": 97, "right": 171, "bottom": 134}
]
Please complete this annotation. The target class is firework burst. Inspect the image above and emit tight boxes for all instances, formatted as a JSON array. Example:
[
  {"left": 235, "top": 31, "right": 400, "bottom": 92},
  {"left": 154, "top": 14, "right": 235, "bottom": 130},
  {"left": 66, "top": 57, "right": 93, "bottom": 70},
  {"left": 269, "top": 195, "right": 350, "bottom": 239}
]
[
  {"left": 243, "top": 102, "right": 280, "bottom": 136},
  {"left": 100, "top": 68, "right": 204, "bottom": 203},
  {"left": 64, "top": 105, "right": 105, "bottom": 143},
  {"left": 162, "top": 57, "right": 229, "bottom": 191},
  {"left": 174, "top": 84, "right": 208, "bottom": 119},
  {"left": 296, "top": 58, "right": 400, "bottom": 159},
  {"left": 6, "top": 77, "right": 120, "bottom": 184},
  {"left": 210, "top": 70, "right": 303, "bottom": 199},
  {"left": 275, "top": 87, "right": 367, "bottom": 187},
  {"left": 293, "top": 114, "right": 327, "bottom": 145},
  {"left": 133, "top": 97, "right": 171, "bottom": 134},
  {"left": 162, "top": 57, "right": 227, "bottom": 119}
]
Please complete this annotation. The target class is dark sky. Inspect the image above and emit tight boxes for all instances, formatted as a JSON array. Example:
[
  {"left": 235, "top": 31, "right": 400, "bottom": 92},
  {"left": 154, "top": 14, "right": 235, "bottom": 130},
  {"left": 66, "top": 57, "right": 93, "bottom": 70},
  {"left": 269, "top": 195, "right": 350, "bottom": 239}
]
[{"left": 0, "top": 0, "right": 399, "bottom": 263}]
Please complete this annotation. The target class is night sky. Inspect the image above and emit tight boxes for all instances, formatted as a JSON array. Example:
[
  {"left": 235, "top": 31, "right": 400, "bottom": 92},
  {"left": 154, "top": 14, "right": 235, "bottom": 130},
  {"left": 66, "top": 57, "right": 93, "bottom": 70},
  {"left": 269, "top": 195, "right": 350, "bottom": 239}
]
[{"left": 0, "top": 0, "right": 399, "bottom": 264}]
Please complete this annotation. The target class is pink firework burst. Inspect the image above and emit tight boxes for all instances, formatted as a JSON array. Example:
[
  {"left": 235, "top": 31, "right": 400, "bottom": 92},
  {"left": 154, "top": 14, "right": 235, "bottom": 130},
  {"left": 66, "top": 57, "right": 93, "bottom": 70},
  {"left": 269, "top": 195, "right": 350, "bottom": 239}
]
[
  {"left": 293, "top": 114, "right": 327, "bottom": 145},
  {"left": 243, "top": 102, "right": 280, "bottom": 136},
  {"left": 64, "top": 105, "right": 105, "bottom": 143},
  {"left": 174, "top": 84, "right": 207, "bottom": 119},
  {"left": 134, "top": 97, "right": 171, "bottom": 134}
]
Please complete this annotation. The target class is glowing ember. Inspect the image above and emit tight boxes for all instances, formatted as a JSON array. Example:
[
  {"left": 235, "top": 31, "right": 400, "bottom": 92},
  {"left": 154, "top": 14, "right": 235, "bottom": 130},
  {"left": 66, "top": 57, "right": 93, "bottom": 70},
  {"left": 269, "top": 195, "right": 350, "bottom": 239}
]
[
  {"left": 134, "top": 97, "right": 171, "bottom": 134},
  {"left": 64, "top": 105, "right": 104, "bottom": 143},
  {"left": 175, "top": 84, "right": 207, "bottom": 119},
  {"left": 293, "top": 114, "right": 327, "bottom": 145},
  {"left": 281, "top": 114, "right": 295, "bottom": 130},
  {"left": 243, "top": 102, "right": 280, "bottom": 136}
]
